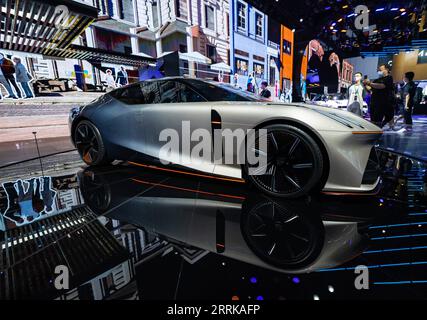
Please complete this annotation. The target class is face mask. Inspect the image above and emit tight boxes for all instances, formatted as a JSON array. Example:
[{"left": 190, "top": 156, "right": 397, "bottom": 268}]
[
  {"left": 355, "top": 76, "right": 362, "bottom": 82},
  {"left": 0, "top": 55, "right": 3, "bottom": 59},
  {"left": 378, "top": 71, "right": 384, "bottom": 77}
]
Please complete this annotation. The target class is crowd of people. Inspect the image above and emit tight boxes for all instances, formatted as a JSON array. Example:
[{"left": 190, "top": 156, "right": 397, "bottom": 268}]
[
  {"left": 346, "top": 64, "right": 417, "bottom": 130},
  {"left": 0, "top": 52, "right": 34, "bottom": 100}
]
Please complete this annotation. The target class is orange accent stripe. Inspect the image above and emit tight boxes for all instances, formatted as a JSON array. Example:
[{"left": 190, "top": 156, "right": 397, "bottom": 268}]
[
  {"left": 131, "top": 178, "right": 246, "bottom": 200},
  {"left": 128, "top": 161, "right": 245, "bottom": 183},
  {"left": 321, "top": 190, "right": 380, "bottom": 196},
  {"left": 211, "top": 121, "right": 222, "bottom": 124},
  {"left": 352, "top": 131, "right": 383, "bottom": 135}
]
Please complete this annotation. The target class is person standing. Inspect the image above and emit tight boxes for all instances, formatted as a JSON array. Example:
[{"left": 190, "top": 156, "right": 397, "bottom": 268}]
[
  {"left": 247, "top": 72, "right": 255, "bottom": 93},
  {"left": 0, "top": 52, "right": 22, "bottom": 98},
  {"left": 233, "top": 73, "right": 239, "bottom": 87},
  {"left": 401, "top": 71, "right": 416, "bottom": 128},
  {"left": 364, "top": 64, "right": 394, "bottom": 128},
  {"left": 13, "top": 56, "right": 34, "bottom": 99},
  {"left": 105, "top": 69, "right": 116, "bottom": 92},
  {"left": 0, "top": 53, "right": 18, "bottom": 99},
  {"left": 259, "top": 81, "right": 272, "bottom": 100},
  {"left": 347, "top": 72, "right": 366, "bottom": 117},
  {"left": 116, "top": 66, "right": 128, "bottom": 87}
]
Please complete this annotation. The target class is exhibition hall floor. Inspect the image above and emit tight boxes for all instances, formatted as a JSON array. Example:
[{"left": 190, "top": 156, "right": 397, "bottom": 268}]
[
  {"left": 0, "top": 145, "right": 426, "bottom": 300},
  {"left": 378, "top": 116, "right": 427, "bottom": 162}
]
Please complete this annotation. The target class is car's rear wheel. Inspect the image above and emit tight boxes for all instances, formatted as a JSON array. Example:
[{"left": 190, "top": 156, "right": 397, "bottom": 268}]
[
  {"left": 74, "top": 120, "right": 110, "bottom": 166},
  {"left": 246, "top": 124, "right": 323, "bottom": 198}
]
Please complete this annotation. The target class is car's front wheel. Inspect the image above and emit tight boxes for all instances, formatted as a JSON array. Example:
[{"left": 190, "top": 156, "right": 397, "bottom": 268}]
[
  {"left": 74, "top": 120, "right": 110, "bottom": 166},
  {"left": 245, "top": 124, "right": 324, "bottom": 198}
]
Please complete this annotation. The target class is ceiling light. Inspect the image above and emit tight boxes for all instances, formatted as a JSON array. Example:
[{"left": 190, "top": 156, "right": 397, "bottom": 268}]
[
  {"left": 400, "top": 8, "right": 406, "bottom": 12},
  {"left": 376, "top": 8, "right": 385, "bottom": 12},
  {"left": 391, "top": 8, "right": 399, "bottom": 11}
]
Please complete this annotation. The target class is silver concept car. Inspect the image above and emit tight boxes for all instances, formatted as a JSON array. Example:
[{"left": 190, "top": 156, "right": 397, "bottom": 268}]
[{"left": 70, "top": 77, "right": 382, "bottom": 198}]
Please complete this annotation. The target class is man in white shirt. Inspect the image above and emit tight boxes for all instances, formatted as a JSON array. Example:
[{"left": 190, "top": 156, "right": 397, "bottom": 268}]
[{"left": 347, "top": 72, "right": 366, "bottom": 117}]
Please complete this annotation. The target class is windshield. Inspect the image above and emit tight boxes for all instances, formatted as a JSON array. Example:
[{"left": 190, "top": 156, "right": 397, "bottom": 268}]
[{"left": 184, "top": 79, "right": 268, "bottom": 102}]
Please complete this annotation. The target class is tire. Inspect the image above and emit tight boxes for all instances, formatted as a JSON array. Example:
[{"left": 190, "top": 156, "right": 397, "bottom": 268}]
[
  {"left": 241, "top": 197, "right": 324, "bottom": 269},
  {"left": 74, "top": 120, "right": 111, "bottom": 166},
  {"left": 245, "top": 124, "right": 324, "bottom": 198}
]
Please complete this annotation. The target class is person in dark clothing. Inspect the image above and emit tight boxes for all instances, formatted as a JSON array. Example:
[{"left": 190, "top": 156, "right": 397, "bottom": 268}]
[
  {"left": 0, "top": 52, "right": 22, "bottom": 98},
  {"left": 364, "top": 64, "right": 394, "bottom": 128},
  {"left": 259, "top": 81, "right": 272, "bottom": 100},
  {"left": 116, "top": 66, "right": 128, "bottom": 87},
  {"left": 401, "top": 71, "right": 416, "bottom": 127}
]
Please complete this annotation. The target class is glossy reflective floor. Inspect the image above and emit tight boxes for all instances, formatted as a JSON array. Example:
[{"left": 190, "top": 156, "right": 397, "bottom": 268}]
[
  {"left": 378, "top": 115, "right": 427, "bottom": 162},
  {"left": 0, "top": 149, "right": 426, "bottom": 300}
]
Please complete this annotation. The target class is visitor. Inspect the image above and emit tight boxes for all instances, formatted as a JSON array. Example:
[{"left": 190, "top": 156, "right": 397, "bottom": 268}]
[
  {"left": 0, "top": 52, "right": 19, "bottom": 99},
  {"left": 347, "top": 72, "right": 365, "bottom": 117},
  {"left": 105, "top": 69, "right": 116, "bottom": 92},
  {"left": 116, "top": 66, "right": 128, "bottom": 87},
  {"left": 13, "top": 56, "right": 34, "bottom": 99},
  {"left": 247, "top": 72, "right": 255, "bottom": 93},
  {"left": 363, "top": 64, "right": 394, "bottom": 128},
  {"left": 233, "top": 73, "right": 239, "bottom": 87},
  {"left": 400, "top": 71, "right": 416, "bottom": 128},
  {"left": 259, "top": 81, "right": 272, "bottom": 100}
]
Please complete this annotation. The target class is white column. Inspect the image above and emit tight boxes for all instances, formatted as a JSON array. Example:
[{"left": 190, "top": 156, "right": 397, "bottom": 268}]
[
  {"left": 156, "top": 33, "right": 163, "bottom": 57},
  {"left": 85, "top": 27, "right": 95, "bottom": 48},
  {"left": 130, "top": 29, "right": 140, "bottom": 54}
]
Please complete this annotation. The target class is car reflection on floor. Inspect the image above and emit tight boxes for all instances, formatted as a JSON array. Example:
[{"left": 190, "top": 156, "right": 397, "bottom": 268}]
[
  {"left": 79, "top": 165, "right": 374, "bottom": 275},
  {"left": 0, "top": 149, "right": 426, "bottom": 300}
]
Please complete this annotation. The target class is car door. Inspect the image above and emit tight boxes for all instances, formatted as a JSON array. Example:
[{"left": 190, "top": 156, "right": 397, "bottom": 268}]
[
  {"left": 98, "top": 83, "right": 148, "bottom": 157},
  {"left": 142, "top": 80, "right": 215, "bottom": 174}
]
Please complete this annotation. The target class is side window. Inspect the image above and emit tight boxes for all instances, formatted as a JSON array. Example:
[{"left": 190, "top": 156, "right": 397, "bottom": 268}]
[
  {"left": 141, "top": 81, "right": 161, "bottom": 104},
  {"left": 176, "top": 82, "right": 206, "bottom": 102},
  {"left": 158, "top": 81, "right": 180, "bottom": 103},
  {"left": 111, "top": 84, "right": 145, "bottom": 104}
]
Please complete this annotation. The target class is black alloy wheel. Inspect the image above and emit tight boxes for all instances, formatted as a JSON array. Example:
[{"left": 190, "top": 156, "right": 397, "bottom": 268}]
[
  {"left": 241, "top": 198, "right": 323, "bottom": 268},
  {"left": 246, "top": 124, "right": 323, "bottom": 198},
  {"left": 74, "top": 120, "right": 110, "bottom": 165}
]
